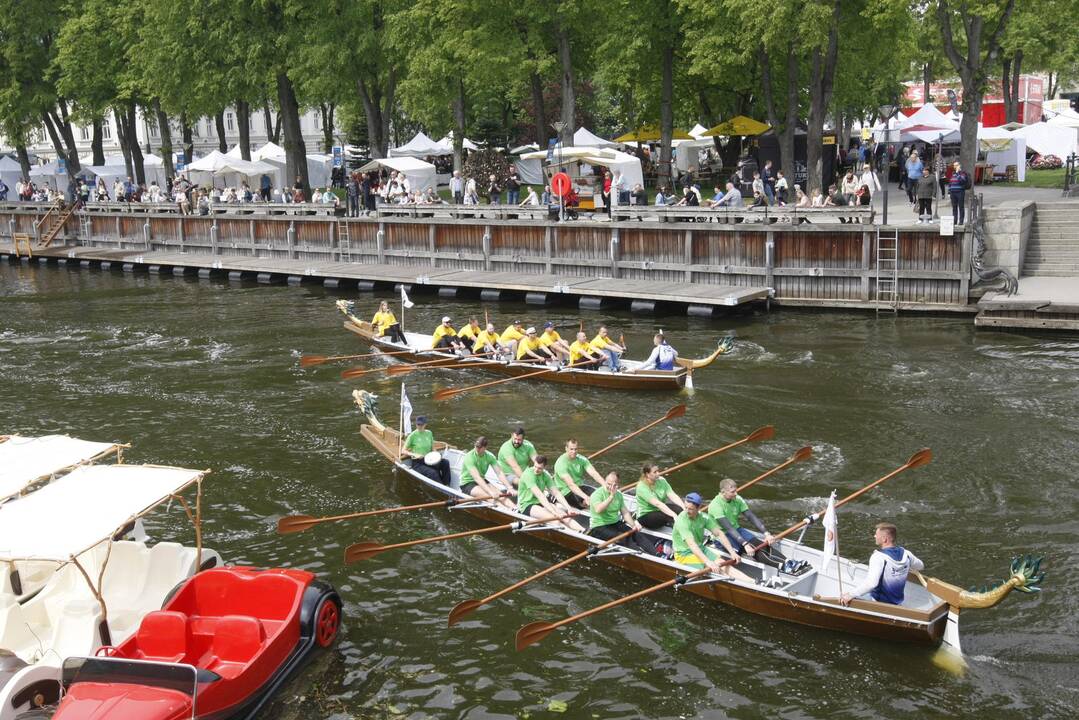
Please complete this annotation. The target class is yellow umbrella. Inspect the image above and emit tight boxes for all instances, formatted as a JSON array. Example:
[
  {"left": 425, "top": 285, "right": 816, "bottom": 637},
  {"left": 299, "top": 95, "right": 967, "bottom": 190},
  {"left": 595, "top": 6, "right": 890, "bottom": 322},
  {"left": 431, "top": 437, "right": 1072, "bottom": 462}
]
[
  {"left": 702, "top": 115, "right": 772, "bottom": 137},
  {"left": 614, "top": 124, "right": 694, "bottom": 142}
]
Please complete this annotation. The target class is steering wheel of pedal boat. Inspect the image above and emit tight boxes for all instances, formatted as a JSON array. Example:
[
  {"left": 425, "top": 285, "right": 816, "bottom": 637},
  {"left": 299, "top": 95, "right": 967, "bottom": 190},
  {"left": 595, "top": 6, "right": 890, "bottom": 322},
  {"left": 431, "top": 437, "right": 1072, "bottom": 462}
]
[
  {"left": 94, "top": 645, "right": 120, "bottom": 658},
  {"left": 315, "top": 597, "right": 341, "bottom": 648}
]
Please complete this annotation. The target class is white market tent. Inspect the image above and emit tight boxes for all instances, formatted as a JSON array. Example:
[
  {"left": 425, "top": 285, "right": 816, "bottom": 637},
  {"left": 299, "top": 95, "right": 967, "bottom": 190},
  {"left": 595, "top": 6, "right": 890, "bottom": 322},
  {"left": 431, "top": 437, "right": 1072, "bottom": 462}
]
[
  {"left": 0, "top": 155, "right": 24, "bottom": 191},
  {"left": 570, "top": 127, "right": 620, "bottom": 148},
  {"left": 520, "top": 146, "right": 645, "bottom": 190},
  {"left": 0, "top": 464, "right": 203, "bottom": 562},
  {"left": 0, "top": 435, "right": 120, "bottom": 502},
  {"left": 229, "top": 143, "right": 333, "bottom": 189},
  {"left": 689, "top": 123, "right": 709, "bottom": 139},
  {"left": 389, "top": 131, "right": 449, "bottom": 158},
  {"left": 437, "top": 134, "right": 479, "bottom": 152},
  {"left": 897, "top": 104, "right": 959, "bottom": 131},
  {"left": 358, "top": 156, "right": 436, "bottom": 192},
  {"left": 978, "top": 126, "right": 1026, "bottom": 181},
  {"left": 89, "top": 153, "right": 167, "bottom": 190},
  {"left": 1047, "top": 108, "right": 1079, "bottom": 129},
  {"left": 185, "top": 150, "right": 280, "bottom": 188},
  {"left": 28, "top": 160, "right": 70, "bottom": 192},
  {"left": 253, "top": 142, "right": 287, "bottom": 161},
  {"left": 510, "top": 144, "right": 544, "bottom": 186},
  {"left": 1012, "top": 121, "right": 1078, "bottom": 159}
]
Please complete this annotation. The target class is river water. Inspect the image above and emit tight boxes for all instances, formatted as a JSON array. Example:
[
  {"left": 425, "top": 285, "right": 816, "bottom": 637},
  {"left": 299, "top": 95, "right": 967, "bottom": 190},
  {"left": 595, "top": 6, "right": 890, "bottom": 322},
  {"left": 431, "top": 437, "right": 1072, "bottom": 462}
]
[{"left": 1, "top": 262, "right": 1077, "bottom": 719}]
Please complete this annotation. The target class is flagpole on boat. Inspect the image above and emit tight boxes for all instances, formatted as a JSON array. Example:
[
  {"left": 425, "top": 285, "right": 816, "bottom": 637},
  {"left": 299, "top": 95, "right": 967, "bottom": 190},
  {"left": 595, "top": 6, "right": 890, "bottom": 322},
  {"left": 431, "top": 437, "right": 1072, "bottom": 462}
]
[{"left": 397, "top": 382, "right": 405, "bottom": 459}]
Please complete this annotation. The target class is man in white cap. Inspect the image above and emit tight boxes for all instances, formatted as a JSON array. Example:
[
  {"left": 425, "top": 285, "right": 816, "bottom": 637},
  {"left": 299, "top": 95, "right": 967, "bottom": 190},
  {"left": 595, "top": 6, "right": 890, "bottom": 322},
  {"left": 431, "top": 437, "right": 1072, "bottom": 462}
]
[
  {"left": 431, "top": 316, "right": 465, "bottom": 353},
  {"left": 515, "top": 326, "right": 552, "bottom": 363}
]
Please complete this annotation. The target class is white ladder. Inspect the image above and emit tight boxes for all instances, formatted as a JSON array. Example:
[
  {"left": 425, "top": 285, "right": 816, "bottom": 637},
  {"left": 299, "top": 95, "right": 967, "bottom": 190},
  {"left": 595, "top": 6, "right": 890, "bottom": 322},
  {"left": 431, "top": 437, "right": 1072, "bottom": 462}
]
[
  {"left": 339, "top": 219, "right": 352, "bottom": 263},
  {"left": 79, "top": 212, "right": 92, "bottom": 244},
  {"left": 875, "top": 228, "right": 899, "bottom": 313}
]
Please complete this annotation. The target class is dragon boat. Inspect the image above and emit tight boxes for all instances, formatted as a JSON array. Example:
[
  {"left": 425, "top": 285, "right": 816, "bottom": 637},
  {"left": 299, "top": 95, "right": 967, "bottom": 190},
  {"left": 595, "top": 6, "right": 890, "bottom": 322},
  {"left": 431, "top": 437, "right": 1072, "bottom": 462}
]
[
  {"left": 334, "top": 300, "right": 730, "bottom": 391},
  {"left": 350, "top": 389, "right": 1043, "bottom": 659}
]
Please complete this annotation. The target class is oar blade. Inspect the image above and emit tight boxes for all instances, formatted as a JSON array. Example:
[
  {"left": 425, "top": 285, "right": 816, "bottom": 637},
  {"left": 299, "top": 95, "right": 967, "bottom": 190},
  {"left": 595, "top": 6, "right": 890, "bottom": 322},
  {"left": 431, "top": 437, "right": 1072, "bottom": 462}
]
[
  {"left": 515, "top": 621, "right": 557, "bottom": 651},
  {"left": 276, "top": 515, "right": 318, "bottom": 534},
  {"left": 343, "top": 541, "right": 385, "bottom": 564},
  {"left": 386, "top": 363, "right": 417, "bottom": 376},
  {"left": 791, "top": 445, "right": 813, "bottom": 462},
  {"left": 907, "top": 448, "right": 933, "bottom": 469},
  {"left": 434, "top": 387, "right": 459, "bottom": 402},
  {"left": 665, "top": 403, "right": 687, "bottom": 420},
  {"left": 299, "top": 355, "right": 327, "bottom": 367},
  {"left": 341, "top": 367, "right": 368, "bottom": 380},
  {"left": 447, "top": 598, "right": 484, "bottom": 627},
  {"left": 747, "top": 425, "right": 776, "bottom": 442}
]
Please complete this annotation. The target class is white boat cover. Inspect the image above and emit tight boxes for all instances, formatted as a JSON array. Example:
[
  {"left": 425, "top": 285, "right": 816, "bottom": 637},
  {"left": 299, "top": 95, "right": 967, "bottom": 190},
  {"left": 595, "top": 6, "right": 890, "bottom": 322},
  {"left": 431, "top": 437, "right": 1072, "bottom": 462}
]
[
  {"left": 0, "top": 464, "right": 203, "bottom": 562},
  {"left": 0, "top": 435, "right": 119, "bottom": 501}
]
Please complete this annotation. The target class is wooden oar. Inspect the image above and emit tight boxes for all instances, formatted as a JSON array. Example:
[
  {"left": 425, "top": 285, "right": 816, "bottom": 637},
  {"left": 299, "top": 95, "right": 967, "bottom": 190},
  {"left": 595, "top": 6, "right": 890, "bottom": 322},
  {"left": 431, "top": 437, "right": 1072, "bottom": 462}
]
[
  {"left": 434, "top": 359, "right": 595, "bottom": 401},
  {"left": 277, "top": 492, "right": 509, "bottom": 534},
  {"left": 514, "top": 448, "right": 933, "bottom": 651},
  {"left": 588, "top": 404, "right": 686, "bottom": 461},
  {"left": 448, "top": 445, "right": 806, "bottom": 625},
  {"left": 341, "top": 351, "right": 439, "bottom": 379},
  {"left": 300, "top": 348, "right": 416, "bottom": 367},
  {"left": 344, "top": 510, "right": 581, "bottom": 563},
  {"left": 448, "top": 527, "right": 636, "bottom": 626},
  {"left": 386, "top": 351, "right": 500, "bottom": 376}
]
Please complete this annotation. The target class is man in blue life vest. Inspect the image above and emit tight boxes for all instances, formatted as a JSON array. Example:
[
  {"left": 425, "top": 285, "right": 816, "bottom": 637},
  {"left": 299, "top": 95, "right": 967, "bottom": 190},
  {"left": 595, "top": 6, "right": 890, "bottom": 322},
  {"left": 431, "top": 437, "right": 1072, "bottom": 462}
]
[
  {"left": 637, "top": 332, "right": 678, "bottom": 371},
  {"left": 840, "top": 522, "right": 924, "bottom": 606}
]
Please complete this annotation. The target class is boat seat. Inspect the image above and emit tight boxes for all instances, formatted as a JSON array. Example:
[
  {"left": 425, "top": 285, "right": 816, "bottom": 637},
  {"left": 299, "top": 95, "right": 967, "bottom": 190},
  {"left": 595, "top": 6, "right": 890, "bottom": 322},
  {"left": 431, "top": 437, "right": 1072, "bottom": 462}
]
[
  {"left": 0, "top": 598, "right": 40, "bottom": 661},
  {"left": 42, "top": 598, "right": 102, "bottom": 666},
  {"left": 211, "top": 615, "right": 265, "bottom": 664},
  {"left": 135, "top": 611, "right": 188, "bottom": 663},
  {"left": 143, "top": 542, "right": 197, "bottom": 608}
]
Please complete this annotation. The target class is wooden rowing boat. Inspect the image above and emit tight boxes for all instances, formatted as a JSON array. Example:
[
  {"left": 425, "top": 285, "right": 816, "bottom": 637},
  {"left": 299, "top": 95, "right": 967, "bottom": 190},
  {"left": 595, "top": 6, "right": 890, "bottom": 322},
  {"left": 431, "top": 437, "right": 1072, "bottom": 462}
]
[
  {"left": 335, "top": 300, "right": 730, "bottom": 391},
  {"left": 351, "top": 390, "right": 1041, "bottom": 654}
]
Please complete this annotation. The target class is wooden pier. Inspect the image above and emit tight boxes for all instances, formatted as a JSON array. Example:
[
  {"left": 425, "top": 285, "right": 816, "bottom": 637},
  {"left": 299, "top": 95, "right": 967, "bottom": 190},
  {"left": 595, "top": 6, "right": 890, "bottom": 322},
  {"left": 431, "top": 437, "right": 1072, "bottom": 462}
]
[{"left": 1, "top": 202, "right": 977, "bottom": 315}]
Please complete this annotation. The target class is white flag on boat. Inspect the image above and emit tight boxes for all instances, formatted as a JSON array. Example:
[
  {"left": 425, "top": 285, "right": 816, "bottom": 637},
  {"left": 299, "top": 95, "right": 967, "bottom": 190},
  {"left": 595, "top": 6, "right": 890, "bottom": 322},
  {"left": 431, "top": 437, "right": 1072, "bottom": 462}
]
[
  {"left": 819, "top": 490, "right": 838, "bottom": 572},
  {"left": 400, "top": 285, "right": 414, "bottom": 309},
  {"left": 400, "top": 383, "right": 413, "bottom": 434}
]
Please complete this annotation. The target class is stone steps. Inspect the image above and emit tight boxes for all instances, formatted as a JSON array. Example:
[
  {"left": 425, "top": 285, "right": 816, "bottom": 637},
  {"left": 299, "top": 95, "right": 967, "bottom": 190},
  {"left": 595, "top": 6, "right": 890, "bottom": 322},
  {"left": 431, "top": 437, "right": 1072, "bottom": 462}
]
[
  {"left": 1020, "top": 266, "right": 1079, "bottom": 276},
  {"left": 1024, "top": 205, "right": 1079, "bottom": 277}
]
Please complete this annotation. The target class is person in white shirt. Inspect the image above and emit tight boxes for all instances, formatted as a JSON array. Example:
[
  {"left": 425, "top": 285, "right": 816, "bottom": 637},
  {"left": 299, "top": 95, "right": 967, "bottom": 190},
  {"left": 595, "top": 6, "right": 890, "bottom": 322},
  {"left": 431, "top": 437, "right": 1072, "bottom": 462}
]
[
  {"left": 518, "top": 186, "right": 539, "bottom": 206},
  {"left": 610, "top": 170, "right": 624, "bottom": 208},
  {"left": 654, "top": 187, "right": 669, "bottom": 206},
  {"left": 463, "top": 176, "right": 477, "bottom": 205},
  {"left": 637, "top": 333, "right": 679, "bottom": 371},
  {"left": 449, "top": 171, "right": 463, "bottom": 204},
  {"left": 321, "top": 188, "right": 338, "bottom": 205},
  {"left": 222, "top": 187, "right": 238, "bottom": 203},
  {"left": 810, "top": 189, "right": 824, "bottom": 207},
  {"left": 859, "top": 165, "right": 881, "bottom": 197},
  {"left": 841, "top": 522, "right": 924, "bottom": 607}
]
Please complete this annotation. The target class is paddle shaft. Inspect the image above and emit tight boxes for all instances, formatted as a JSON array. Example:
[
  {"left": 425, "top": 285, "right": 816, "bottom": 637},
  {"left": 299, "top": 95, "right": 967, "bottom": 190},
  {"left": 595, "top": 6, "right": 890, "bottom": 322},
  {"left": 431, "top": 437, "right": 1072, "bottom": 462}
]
[
  {"left": 522, "top": 450, "right": 931, "bottom": 641},
  {"left": 588, "top": 405, "right": 685, "bottom": 461},
  {"left": 436, "top": 359, "right": 595, "bottom": 400},
  {"left": 388, "top": 351, "right": 499, "bottom": 374},
  {"left": 304, "top": 348, "right": 415, "bottom": 365},
  {"left": 621, "top": 427, "right": 774, "bottom": 494},
  {"left": 279, "top": 491, "right": 510, "bottom": 533}
]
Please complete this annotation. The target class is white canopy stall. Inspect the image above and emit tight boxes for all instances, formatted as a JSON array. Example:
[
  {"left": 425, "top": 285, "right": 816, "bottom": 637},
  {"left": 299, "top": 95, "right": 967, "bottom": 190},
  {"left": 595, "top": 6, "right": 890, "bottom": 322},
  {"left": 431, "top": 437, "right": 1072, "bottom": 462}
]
[
  {"left": 979, "top": 126, "right": 1026, "bottom": 181},
  {"left": 511, "top": 144, "right": 544, "bottom": 186},
  {"left": 358, "top": 156, "right": 437, "bottom": 192},
  {"left": 0, "top": 155, "right": 24, "bottom": 191},
  {"left": 1012, "top": 121, "right": 1078, "bottom": 160},
  {"left": 0, "top": 435, "right": 121, "bottom": 502},
  {"left": 238, "top": 144, "right": 333, "bottom": 189},
  {"left": 437, "top": 134, "right": 479, "bottom": 152},
  {"left": 389, "top": 132, "right": 449, "bottom": 158},
  {"left": 185, "top": 150, "right": 280, "bottom": 189}
]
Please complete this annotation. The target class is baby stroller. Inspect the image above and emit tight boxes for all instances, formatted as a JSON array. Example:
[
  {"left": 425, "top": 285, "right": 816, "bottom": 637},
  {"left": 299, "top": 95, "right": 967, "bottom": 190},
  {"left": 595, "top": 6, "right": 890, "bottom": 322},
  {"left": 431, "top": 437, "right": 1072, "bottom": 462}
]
[{"left": 547, "top": 189, "right": 580, "bottom": 221}]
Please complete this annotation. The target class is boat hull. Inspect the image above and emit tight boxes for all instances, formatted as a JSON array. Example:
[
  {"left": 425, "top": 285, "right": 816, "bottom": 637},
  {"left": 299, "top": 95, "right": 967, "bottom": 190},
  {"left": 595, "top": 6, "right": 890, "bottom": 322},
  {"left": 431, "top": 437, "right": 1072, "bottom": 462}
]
[{"left": 360, "top": 424, "right": 946, "bottom": 647}]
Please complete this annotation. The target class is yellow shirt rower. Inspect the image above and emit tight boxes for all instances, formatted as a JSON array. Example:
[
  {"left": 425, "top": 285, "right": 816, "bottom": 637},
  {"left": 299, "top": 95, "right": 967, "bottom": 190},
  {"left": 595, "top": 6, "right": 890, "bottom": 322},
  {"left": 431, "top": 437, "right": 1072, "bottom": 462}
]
[
  {"left": 516, "top": 327, "right": 551, "bottom": 362},
  {"left": 472, "top": 323, "right": 502, "bottom": 355},
  {"left": 431, "top": 316, "right": 465, "bottom": 352},
  {"left": 371, "top": 300, "right": 406, "bottom": 344},
  {"left": 590, "top": 325, "right": 624, "bottom": 372},
  {"left": 539, "top": 322, "right": 571, "bottom": 361},
  {"left": 499, "top": 320, "right": 525, "bottom": 357},
  {"left": 569, "top": 331, "right": 604, "bottom": 369}
]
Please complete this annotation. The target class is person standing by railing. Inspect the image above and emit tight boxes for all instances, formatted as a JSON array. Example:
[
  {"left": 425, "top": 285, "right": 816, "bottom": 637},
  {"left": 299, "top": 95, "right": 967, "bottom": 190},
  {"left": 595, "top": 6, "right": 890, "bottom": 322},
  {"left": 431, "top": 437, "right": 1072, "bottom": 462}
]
[
  {"left": 948, "top": 161, "right": 970, "bottom": 226},
  {"left": 449, "top": 171, "right": 463, "bottom": 204}
]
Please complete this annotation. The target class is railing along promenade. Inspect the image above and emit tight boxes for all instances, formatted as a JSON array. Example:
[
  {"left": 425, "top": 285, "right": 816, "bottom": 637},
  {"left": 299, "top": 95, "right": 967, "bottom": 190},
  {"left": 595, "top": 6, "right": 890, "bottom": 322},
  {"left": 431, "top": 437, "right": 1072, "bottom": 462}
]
[{"left": 0, "top": 200, "right": 973, "bottom": 310}]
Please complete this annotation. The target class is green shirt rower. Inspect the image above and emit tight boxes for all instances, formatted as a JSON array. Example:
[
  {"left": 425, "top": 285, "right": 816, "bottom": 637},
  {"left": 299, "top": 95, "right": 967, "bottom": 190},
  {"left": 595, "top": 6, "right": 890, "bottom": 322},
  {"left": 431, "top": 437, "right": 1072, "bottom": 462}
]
[
  {"left": 497, "top": 428, "right": 536, "bottom": 478},
  {"left": 516, "top": 455, "right": 585, "bottom": 533},
  {"left": 553, "top": 439, "right": 604, "bottom": 507},
  {"left": 671, "top": 492, "right": 741, "bottom": 576},
  {"left": 459, "top": 436, "right": 514, "bottom": 509}
]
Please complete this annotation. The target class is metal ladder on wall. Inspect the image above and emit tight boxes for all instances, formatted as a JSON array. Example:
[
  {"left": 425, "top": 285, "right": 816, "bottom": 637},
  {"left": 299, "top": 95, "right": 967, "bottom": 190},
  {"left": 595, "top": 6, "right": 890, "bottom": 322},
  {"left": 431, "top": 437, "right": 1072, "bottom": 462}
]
[
  {"left": 875, "top": 227, "right": 899, "bottom": 313},
  {"left": 339, "top": 219, "right": 352, "bottom": 262}
]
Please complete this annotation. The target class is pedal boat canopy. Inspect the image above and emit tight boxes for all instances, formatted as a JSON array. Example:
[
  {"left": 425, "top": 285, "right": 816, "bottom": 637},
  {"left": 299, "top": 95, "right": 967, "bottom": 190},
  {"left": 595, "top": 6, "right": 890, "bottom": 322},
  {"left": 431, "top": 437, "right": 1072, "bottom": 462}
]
[{"left": 0, "top": 434, "right": 122, "bottom": 502}]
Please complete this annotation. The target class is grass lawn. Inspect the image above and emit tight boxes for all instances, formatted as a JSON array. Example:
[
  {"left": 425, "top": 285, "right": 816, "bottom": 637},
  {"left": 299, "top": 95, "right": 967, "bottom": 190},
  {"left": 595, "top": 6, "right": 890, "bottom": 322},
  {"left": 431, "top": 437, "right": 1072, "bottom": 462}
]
[{"left": 994, "top": 167, "right": 1066, "bottom": 188}]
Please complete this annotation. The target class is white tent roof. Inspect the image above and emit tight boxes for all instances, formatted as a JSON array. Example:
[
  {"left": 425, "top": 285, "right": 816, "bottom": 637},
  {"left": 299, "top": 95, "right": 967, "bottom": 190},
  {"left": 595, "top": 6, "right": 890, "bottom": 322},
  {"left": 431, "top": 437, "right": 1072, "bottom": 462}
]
[
  {"left": 0, "top": 435, "right": 119, "bottom": 501},
  {"left": 899, "top": 104, "right": 959, "bottom": 131},
  {"left": 0, "top": 156, "right": 22, "bottom": 171},
  {"left": 510, "top": 143, "right": 540, "bottom": 155},
  {"left": 520, "top": 146, "right": 644, "bottom": 188},
  {"left": 389, "top": 131, "right": 449, "bottom": 158},
  {"left": 689, "top": 123, "right": 709, "bottom": 139},
  {"left": 978, "top": 127, "right": 1026, "bottom": 182},
  {"left": 186, "top": 151, "right": 277, "bottom": 177},
  {"left": 358, "top": 156, "right": 437, "bottom": 191},
  {"left": 1047, "top": 109, "right": 1079, "bottom": 129},
  {"left": 438, "top": 133, "right": 479, "bottom": 152},
  {"left": 100, "top": 153, "right": 163, "bottom": 168},
  {"left": 253, "top": 142, "right": 287, "bottom": 160},
  {"left": 1012, "top": 121, "right": 1078, "bottom": 158},
  {"left": 572, "top": 127, "right": 619, "bottom": 148},
  {"left": 29, "top": 160, "right": 62, "bottom": 177},
  {"left": 0, "top": 464, "right": 203, "bottom": 562}
]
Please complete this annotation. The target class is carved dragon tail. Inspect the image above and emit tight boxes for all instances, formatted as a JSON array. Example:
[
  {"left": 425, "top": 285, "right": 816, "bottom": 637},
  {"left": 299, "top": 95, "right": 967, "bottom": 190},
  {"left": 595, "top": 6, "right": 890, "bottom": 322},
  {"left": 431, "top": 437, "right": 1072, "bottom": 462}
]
[
  {"left": 924, "top": 555, "right": 1046, "bottom": 610},
  {"left": 351, "top": 389, "right": 385, "bottom": 433}
]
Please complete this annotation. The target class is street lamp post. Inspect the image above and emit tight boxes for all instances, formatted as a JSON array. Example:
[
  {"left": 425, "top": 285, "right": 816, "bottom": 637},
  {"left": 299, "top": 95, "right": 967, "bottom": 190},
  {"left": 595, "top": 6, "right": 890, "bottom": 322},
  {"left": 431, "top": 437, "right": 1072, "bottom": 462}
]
[{"left": 552, "top": 121, "right": 565, "bottom": 222}]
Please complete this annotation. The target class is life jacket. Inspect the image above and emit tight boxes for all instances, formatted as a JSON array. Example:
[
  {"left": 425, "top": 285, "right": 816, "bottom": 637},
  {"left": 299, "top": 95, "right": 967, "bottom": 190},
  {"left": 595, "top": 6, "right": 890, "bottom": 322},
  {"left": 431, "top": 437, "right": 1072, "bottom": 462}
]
[{"left": 656, "top": 343, "right": 676, "bottom": 370}]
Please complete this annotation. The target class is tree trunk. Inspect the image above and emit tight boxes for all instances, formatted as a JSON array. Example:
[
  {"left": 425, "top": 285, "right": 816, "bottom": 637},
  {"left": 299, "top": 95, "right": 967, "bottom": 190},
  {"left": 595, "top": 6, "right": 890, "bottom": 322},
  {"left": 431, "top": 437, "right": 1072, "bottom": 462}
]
[
  {"left": 759, "top": 46, "right": 779, "bottom": 142},
  {"left": 180, "top": 113, "right": 194, "bottom": 166},
  {"left": 55, "top": 100, "right": 81, "bottom": 174},
  {"left": 658, "top": 40, "right": 675, "bottom": 189},
  {"left": 276, "top": 72, "right": 310, "bottom": 197},
  {"left": 318, "top": 102, "right": 335, "bottom": 153},
  {"left": 1001, "top": 57, "right": 1013, "bottom": 120},
  {"left": 529, "top": 71, "right": 547, "bottom": 147},
  {"left": 923, "top": 62, "right": 932, "bottom": 105},
  {"left": 452, "top": 79, "right": 466, "bottom": 172},
  {"left": 357, "top": 69, "right": 396, "bottom": 158},
  {"left": 91, "top": 118, "right": 105, "bottom": 166},
  {"left": 236, "top": 99, "right": 251, "bottom": 160},
  {"left": 1008, "top": 50, "right": 1022, "bottom": 123},
  {"left": 16, "top": 144, "right": 31, "bottom": 179},
  {"left": 263, "top": 102, "right": 279, "bottom": 144},
  {"left": 781, "top": 45, "right": 799, "bottom": 180},
  {"left": 153, "top": 99, "right": 175, "bottom": 181},
  {"left": 215, "top": 110, "right": 228, "bottom": 152},
  {"left": 1047, "top": 72, "right": 1057, "bottom": 101},
  {"left": 806, "top": 1, "right": 840, "bottom": 196},
  {"left": 557, "top": 25, "right": 574, "bottom": 146},
  {"left": 124, "top": 102, "right": 146, "bottom": 186},
  {"left": 113, "top": 107, "right": 134, "bottom": 179}
]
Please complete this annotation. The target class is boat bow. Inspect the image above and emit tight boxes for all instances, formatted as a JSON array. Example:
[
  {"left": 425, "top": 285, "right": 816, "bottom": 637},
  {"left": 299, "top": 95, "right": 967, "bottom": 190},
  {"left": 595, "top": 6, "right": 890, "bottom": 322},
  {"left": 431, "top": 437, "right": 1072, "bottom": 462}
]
[
  {"left": 920, "top": 555, "right": 1045, "bottom": 610},
  {"left": 675, "top": 335, "right": 734, "bottom": 370}
]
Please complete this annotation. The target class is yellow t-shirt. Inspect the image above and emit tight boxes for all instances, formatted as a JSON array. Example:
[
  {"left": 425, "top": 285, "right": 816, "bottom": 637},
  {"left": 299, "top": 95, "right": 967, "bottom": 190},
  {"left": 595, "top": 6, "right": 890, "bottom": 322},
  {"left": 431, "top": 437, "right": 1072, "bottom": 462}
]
[
  {"left": 569, "top": 340, "right": 598, "bottom": 363},
  {"left": 591, "top": 334, "right": 611, "bottom": 349},
  {"left": 432, "top": 325, "right": 457, "bottom": 345},
  {"left": 539, "top": 329, "right": 562, "bottom": 347},
  {"left": 516, "top": 336, "right": 543, "bottom": 360},
  {"left": 472, "top": 330, "right": 500, "bottom": 352},
  {"left": 499, "top": 325, "right": 525, "bottom": 344},
  {"left": 371, "top": 310, "right": 397, "bottom": 335},
  {"left": 458, "top": 323, "right": 480, "bottom": 341}
]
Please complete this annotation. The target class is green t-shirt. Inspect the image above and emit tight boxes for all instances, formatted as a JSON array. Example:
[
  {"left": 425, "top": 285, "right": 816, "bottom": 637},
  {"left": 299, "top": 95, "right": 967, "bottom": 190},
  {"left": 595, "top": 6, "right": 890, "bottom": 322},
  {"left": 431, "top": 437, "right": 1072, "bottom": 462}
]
[
  {"left": 635, "top": 476, "right": 674, "bottom": 517},
  {"left": 553, "top": 453, "right": 592, "bottom": 495},
  {"left": 707, "top": 494, "right": 749, "bottom": 530},
  {"left": 672, "top": 510, "right": 720, "bottom": 557},
  {"left": 517, "top": 467, "right": 553, "bottom": 513},
  {"left": 588, "top": 486, "right": 624, "bottom": 529},
  {"left": 461, "top": 449, "right": 496, "bottom": 485},
  {"left": 403, "top": 429, "right": 434, "bottom": 456},
  {"left": 497, "top": 438, "right": 536, "bottom": 475}
]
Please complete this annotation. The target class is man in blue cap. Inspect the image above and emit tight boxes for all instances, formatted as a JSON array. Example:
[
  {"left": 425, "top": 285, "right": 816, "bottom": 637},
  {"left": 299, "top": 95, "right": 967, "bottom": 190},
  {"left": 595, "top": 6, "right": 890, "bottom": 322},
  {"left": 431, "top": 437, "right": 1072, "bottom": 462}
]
[
  {"left": 672, "top": 491, "right": 748, "bottom": 580},
  {"left": 401, "top": 415, "right": 450, "bottom": 485}
]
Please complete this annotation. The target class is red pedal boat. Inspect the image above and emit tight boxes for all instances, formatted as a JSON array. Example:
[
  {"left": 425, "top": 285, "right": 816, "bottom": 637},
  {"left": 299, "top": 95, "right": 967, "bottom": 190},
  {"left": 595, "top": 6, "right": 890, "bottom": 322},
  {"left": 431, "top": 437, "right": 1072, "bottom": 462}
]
[{"left": 44, "top": 567, "right": 342, "bottom": 720}]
